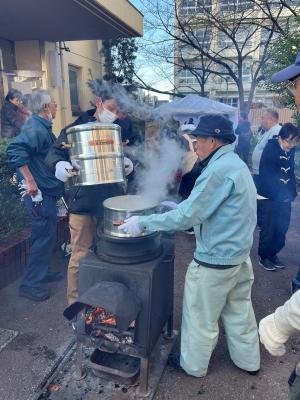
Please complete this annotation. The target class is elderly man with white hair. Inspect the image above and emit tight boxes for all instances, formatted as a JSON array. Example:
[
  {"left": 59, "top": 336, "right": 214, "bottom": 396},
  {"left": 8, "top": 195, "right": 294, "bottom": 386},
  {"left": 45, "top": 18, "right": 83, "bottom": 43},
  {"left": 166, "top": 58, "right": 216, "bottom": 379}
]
[{"left": 7, "top": 89, "right": 64, "bottom": 302}]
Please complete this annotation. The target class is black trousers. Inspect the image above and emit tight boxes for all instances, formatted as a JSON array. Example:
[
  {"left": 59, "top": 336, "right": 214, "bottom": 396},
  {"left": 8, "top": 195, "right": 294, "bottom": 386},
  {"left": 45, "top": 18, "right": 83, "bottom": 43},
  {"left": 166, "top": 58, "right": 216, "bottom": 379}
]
[{"left": 258, "top": 200, "right": 291, "bottom": 260}]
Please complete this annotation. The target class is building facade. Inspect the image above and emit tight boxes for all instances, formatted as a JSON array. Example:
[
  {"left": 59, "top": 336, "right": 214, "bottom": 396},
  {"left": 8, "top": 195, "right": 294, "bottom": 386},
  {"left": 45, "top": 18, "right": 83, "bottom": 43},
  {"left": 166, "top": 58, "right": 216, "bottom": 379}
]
[
  {"left": 0, "top": 0, "right": 143, "bottom": 133},
  {"left": 174, "top": 0, "right": 297, "bottom": 109}
]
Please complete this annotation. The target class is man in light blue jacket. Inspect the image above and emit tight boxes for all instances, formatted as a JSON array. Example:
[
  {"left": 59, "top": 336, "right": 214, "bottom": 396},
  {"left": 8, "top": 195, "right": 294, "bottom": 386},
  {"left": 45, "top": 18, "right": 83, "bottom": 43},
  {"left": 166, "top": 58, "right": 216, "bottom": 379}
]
[{"left": 119, "top": 115, "right": 260, "bottom": 377}]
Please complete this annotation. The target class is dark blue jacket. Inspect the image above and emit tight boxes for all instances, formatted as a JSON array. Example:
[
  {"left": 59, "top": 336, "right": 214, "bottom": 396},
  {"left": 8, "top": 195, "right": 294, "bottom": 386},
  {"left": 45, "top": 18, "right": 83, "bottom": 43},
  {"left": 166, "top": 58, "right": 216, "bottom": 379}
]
[
  {"left": 44, "top": 110, "right": 124, "bottom": 216},
  {"left": 257, "top": 138, "right": 297, "bottom": 202},
  {"left": 7, "top": 115, "right": 64, "bottom": 197}
]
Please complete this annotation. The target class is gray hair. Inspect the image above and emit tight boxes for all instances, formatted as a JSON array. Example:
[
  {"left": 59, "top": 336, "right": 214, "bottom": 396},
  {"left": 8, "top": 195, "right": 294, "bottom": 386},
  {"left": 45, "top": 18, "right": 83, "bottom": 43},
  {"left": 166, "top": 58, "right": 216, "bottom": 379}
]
[
  {"left": 264, "top": 108, "right": 279, "bottom": 121},
  {"left": 29, "top": 90, "right": 53, "bottom": 114}
]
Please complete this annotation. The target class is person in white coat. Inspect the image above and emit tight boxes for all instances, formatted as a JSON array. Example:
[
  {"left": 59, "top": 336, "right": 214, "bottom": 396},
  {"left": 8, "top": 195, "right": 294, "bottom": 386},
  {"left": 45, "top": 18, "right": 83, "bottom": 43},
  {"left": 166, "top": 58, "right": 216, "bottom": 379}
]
[{"left": 259, "top": 291, "right": 300, "bottom": 398}]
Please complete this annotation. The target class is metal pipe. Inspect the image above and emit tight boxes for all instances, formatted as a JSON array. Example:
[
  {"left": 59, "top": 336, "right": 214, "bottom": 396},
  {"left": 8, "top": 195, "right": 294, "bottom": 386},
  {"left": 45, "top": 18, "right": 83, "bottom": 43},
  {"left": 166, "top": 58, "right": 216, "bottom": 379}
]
[{"left": 58, "top": 41, "right": 67, "bottom": 127}]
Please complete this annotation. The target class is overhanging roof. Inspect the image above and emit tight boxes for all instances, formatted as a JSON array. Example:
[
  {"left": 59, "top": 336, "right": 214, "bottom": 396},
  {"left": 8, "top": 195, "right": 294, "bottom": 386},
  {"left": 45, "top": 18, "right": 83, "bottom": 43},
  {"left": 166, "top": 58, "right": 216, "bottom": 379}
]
[{"left": 0, "top": 0, "right": 143, "bottom": 41}]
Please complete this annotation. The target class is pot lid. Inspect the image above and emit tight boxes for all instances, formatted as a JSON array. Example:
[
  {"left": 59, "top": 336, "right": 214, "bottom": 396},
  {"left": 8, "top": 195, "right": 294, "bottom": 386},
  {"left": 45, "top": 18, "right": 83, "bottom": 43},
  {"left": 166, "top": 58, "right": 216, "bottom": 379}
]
[{"left": 103, "top": 195, "right": 158, "bottom": 212}]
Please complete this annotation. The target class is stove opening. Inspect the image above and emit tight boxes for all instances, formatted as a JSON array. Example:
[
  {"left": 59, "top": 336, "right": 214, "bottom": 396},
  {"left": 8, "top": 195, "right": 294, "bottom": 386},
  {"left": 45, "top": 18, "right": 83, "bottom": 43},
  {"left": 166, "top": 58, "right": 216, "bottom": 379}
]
[{"left": 82, "top": 306, "right": 135, "bottom": 345}]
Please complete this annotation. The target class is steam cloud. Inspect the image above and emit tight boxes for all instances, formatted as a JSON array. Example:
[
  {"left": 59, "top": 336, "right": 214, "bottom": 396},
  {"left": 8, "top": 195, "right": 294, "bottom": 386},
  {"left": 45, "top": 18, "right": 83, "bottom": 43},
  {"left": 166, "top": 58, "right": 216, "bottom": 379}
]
[
  {"left": 126, "top": 135, "right": 186, "bottom": 204},
  {"left": 88, "top": 79, "right": 187, "bottom": 203}
]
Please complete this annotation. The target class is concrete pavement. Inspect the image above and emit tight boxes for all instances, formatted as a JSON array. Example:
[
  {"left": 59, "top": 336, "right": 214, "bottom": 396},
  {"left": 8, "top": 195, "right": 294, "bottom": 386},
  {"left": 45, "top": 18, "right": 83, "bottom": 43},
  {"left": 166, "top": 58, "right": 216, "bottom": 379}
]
[{"left": 0, "top": 200, "right": 300, "bottom": 400}]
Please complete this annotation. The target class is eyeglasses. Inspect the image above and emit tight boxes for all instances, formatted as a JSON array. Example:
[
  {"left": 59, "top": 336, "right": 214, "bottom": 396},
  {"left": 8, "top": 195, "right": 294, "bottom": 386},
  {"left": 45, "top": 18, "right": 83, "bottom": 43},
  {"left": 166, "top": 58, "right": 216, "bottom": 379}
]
[{"left": 286, "top": 76, "right": 300, "bottom": 96}]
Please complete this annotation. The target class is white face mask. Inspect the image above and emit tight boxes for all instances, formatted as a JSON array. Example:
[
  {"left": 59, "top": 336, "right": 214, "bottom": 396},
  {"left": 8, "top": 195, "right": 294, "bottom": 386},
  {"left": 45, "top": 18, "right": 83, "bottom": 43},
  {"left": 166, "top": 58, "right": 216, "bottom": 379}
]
[{"left": 98, "top": 107, "right": 117, "bottom": 123}]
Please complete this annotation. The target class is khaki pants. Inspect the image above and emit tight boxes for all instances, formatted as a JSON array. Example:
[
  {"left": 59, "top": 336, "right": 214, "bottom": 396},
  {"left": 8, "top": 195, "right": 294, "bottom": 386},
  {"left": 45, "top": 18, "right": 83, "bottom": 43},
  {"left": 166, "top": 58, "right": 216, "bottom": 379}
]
[
  {"left": 180, "top": 257, "right": 260, "bottom": 377},
  {"left": 67, "top": 213, "right": 96, "bottom": 305}
]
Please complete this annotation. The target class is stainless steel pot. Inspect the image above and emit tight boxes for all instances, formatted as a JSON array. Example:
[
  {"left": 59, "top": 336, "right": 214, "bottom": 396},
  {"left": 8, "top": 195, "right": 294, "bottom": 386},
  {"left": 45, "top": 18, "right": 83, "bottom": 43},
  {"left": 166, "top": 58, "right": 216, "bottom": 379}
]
[
  {"left": 66, "top": 122, "right": 125, "bottom": 186},
  {"left": 103, "top": 195, "right": 158, "bottom": 238}
]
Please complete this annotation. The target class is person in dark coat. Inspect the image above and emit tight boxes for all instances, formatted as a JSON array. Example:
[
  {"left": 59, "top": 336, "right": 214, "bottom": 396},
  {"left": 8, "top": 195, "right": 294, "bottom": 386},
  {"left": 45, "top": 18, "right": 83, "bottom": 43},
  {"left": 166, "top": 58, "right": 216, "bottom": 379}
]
[
  {"left": 45, "top": 80, "right": 133, "bottom": 305},
  {"left": 256, "top": 123, "right": 299, "bottom": 271},
  {"left": 1, "top": 89, "right": 26, "bottom": 138},
  {"left": 235, "top": 112, "right": 252, "bottom": 165},
  {"left": 7, "top": 90, "right": 64, "bottom": 302}
]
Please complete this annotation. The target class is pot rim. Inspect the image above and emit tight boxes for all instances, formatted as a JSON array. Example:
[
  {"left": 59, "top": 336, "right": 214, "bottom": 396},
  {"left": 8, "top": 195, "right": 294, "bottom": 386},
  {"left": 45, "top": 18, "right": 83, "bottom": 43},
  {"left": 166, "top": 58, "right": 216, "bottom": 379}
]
[{"left": 103, "top": 195, "right": 158, "bottom": 212}]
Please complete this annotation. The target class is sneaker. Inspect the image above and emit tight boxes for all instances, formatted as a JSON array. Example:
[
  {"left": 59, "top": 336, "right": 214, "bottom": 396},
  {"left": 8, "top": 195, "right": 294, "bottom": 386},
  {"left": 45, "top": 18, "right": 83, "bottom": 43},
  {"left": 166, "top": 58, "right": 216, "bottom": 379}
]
[
  {"left": 259, "top": 258, "right": 277, "bottom": 271},
  {"left": 168, "top": 352, "right": 184, "bottom": 371},
  {"left": 19, "top": 286, "right": 50, "bottom": 302},
  {"left": 269, "top": 256, "right": 286, "bottom": 269}
]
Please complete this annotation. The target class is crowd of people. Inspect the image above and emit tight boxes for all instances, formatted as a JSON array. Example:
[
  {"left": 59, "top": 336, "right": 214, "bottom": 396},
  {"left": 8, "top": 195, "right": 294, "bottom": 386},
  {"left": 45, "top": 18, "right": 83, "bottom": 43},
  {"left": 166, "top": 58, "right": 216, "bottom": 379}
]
[{"left": 2, "top": 53, "right": 300, "bottom": 399}]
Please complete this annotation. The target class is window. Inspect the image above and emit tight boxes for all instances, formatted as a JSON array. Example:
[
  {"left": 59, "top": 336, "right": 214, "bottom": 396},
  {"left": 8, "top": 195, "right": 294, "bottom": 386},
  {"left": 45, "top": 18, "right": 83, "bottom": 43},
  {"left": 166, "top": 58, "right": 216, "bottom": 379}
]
[
  {"left": 218, "top": 27, "right": 253, "bottom": 50},
  {"left": 178, "top": 69, "right": 198, "bottom": 85},
  {"left": 220, "top": 0, "right": 253, "bottom": 12},
  {"left": 68, "top": 65, "right": 81, "bottom": 116},
  {"left": 215, "top": 60, "right": 251, "bottom": 83},
  {"left": 180, "top": 29, "right": 212, "bottom": 51},
  {"left": 180, "top": 0, "right": 212, "bottom": 14},
  {"left": 218, "top": 97, "right": 238, "bottom": 107}
]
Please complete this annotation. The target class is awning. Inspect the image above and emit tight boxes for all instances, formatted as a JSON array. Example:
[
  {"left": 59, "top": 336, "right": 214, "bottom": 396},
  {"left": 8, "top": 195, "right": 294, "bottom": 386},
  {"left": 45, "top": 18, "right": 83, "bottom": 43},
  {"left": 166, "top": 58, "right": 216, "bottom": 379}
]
[
  {"left": 155, "top": 94, "right": 239, "bottom": 128},
  {"left": 0, "top": 0, "right": 143, "bottom": 41}
]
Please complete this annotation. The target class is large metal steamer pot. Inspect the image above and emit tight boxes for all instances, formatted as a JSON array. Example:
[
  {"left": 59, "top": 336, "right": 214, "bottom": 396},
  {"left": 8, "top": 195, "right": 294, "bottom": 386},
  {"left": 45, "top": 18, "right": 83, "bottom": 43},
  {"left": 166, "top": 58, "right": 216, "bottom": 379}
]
[
  {"left": 66, "top": 122, "right": 125, "bottom": 186},
  {"left": 103, "top": 195, "right": 158, "bottom": 238}
]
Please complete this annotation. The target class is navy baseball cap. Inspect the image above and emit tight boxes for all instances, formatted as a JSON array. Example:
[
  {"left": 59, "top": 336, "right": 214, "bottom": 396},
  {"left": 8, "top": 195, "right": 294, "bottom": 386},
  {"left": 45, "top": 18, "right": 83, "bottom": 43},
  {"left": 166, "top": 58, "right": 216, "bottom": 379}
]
[{"left": 271, "top": 52, "right": 300, "bottom": 83}]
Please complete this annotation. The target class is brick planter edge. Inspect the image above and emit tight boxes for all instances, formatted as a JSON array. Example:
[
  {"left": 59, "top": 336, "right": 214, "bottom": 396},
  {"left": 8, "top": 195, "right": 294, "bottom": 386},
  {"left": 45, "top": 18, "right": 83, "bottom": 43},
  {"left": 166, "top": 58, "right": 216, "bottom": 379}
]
[{"left": 0, "top": 216, "right": 69, "bottom": 290}]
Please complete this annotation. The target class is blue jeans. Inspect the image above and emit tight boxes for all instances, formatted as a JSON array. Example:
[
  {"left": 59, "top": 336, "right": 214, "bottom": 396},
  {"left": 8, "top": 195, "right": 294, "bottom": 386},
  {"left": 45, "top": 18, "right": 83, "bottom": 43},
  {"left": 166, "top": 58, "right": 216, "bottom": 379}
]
[{"left": 20, "top": 194, "right": 57, "bottom": 291}]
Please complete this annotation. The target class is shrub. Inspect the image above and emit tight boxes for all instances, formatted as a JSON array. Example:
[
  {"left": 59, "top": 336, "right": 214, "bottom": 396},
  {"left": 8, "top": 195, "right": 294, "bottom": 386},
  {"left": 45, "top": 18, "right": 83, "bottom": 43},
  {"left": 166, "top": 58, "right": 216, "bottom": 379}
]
[{"left": 0, "top": 138, "right": 28, "bottom": 242}]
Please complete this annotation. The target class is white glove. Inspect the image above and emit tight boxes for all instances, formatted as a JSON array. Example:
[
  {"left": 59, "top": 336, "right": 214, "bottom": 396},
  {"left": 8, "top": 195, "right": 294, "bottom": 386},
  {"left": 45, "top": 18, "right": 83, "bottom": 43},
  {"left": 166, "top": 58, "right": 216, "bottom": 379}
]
[
  {"left": 31, "top": 189, "right": 43, "bottom": 202},
  {"left": 160, "top": 200, "right": 178, "bottom": 210},
  {"left": 118, "top": 216, "right": 142, "bottom": 236},
  {"left": 18, "top": 180, "right": 43, "bottom": 202},
  {"left": 55, "top": 161, "right": 77, "bottom": 182},
  {"left": 259, "top": 314, "right": 289, "bottom": 356},
  {"left": 124, "top": 157, "right": 134, "bottom": 176}
]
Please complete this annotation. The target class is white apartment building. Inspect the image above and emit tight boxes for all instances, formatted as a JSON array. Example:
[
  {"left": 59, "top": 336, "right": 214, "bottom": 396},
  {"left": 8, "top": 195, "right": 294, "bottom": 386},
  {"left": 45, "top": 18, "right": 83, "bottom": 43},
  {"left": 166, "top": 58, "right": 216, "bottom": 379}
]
[{"left": 174, "top": 0, "right": 298, "bottom": 109}]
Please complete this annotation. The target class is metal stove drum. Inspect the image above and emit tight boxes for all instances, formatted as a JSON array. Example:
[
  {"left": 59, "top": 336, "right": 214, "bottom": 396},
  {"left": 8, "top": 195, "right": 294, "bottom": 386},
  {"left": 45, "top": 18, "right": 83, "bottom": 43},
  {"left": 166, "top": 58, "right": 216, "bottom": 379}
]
[{"left": 63, "top": 195, "right": 175, "bottom": 396}]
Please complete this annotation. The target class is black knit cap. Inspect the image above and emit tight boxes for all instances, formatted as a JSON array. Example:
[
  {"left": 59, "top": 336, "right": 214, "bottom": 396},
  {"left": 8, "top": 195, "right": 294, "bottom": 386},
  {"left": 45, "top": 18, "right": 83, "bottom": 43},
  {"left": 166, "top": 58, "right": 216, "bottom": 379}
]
[{"left": 191, "top": 115, "right": 236, "bottom": 143}]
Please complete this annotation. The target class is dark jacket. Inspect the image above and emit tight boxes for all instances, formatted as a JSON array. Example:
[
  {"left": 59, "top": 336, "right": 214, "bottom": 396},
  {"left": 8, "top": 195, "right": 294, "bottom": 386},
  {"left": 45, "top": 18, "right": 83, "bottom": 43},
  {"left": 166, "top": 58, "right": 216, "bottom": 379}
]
[
  {"left": 257, "top": 138, "right": 297, "bottom": 202},
  {"left": 45, "top": 110, "right": 124, "bottom": 216},
  {"left": 1, "top": 100, "right": 25, "bottom": 138},
  {"left": 235, "top": 121, "right": 252, "bottom": 148},
  {"left": 7, "top": 115, "right": 64, "bottom": 197}
]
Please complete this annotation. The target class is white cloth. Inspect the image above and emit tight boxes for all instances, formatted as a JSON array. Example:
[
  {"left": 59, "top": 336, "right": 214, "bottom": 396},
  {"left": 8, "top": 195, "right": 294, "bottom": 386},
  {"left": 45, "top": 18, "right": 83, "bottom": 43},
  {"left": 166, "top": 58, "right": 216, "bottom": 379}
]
[
  {"left": 118, "top": 216, "right": 141, "bottom": 236},
  {"left": 124, "top": 157, "right": 134, "bottom": 176},
  {"left": 259, "top": 290, "right": 300, "bottom": 357},
  {"left": 259, "top": 314, "right": 288, "bottom": 356},
  {"left": 55, "top": 161, "right": 75, "bottom": 182}
]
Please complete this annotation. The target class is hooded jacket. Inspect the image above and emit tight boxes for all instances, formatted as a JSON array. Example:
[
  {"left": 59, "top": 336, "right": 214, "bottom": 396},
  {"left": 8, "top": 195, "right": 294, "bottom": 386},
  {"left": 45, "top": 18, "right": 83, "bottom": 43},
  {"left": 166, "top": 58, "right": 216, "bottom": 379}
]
[{"left": 139, "top": 144, "right": 257, "bottom": 267}]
